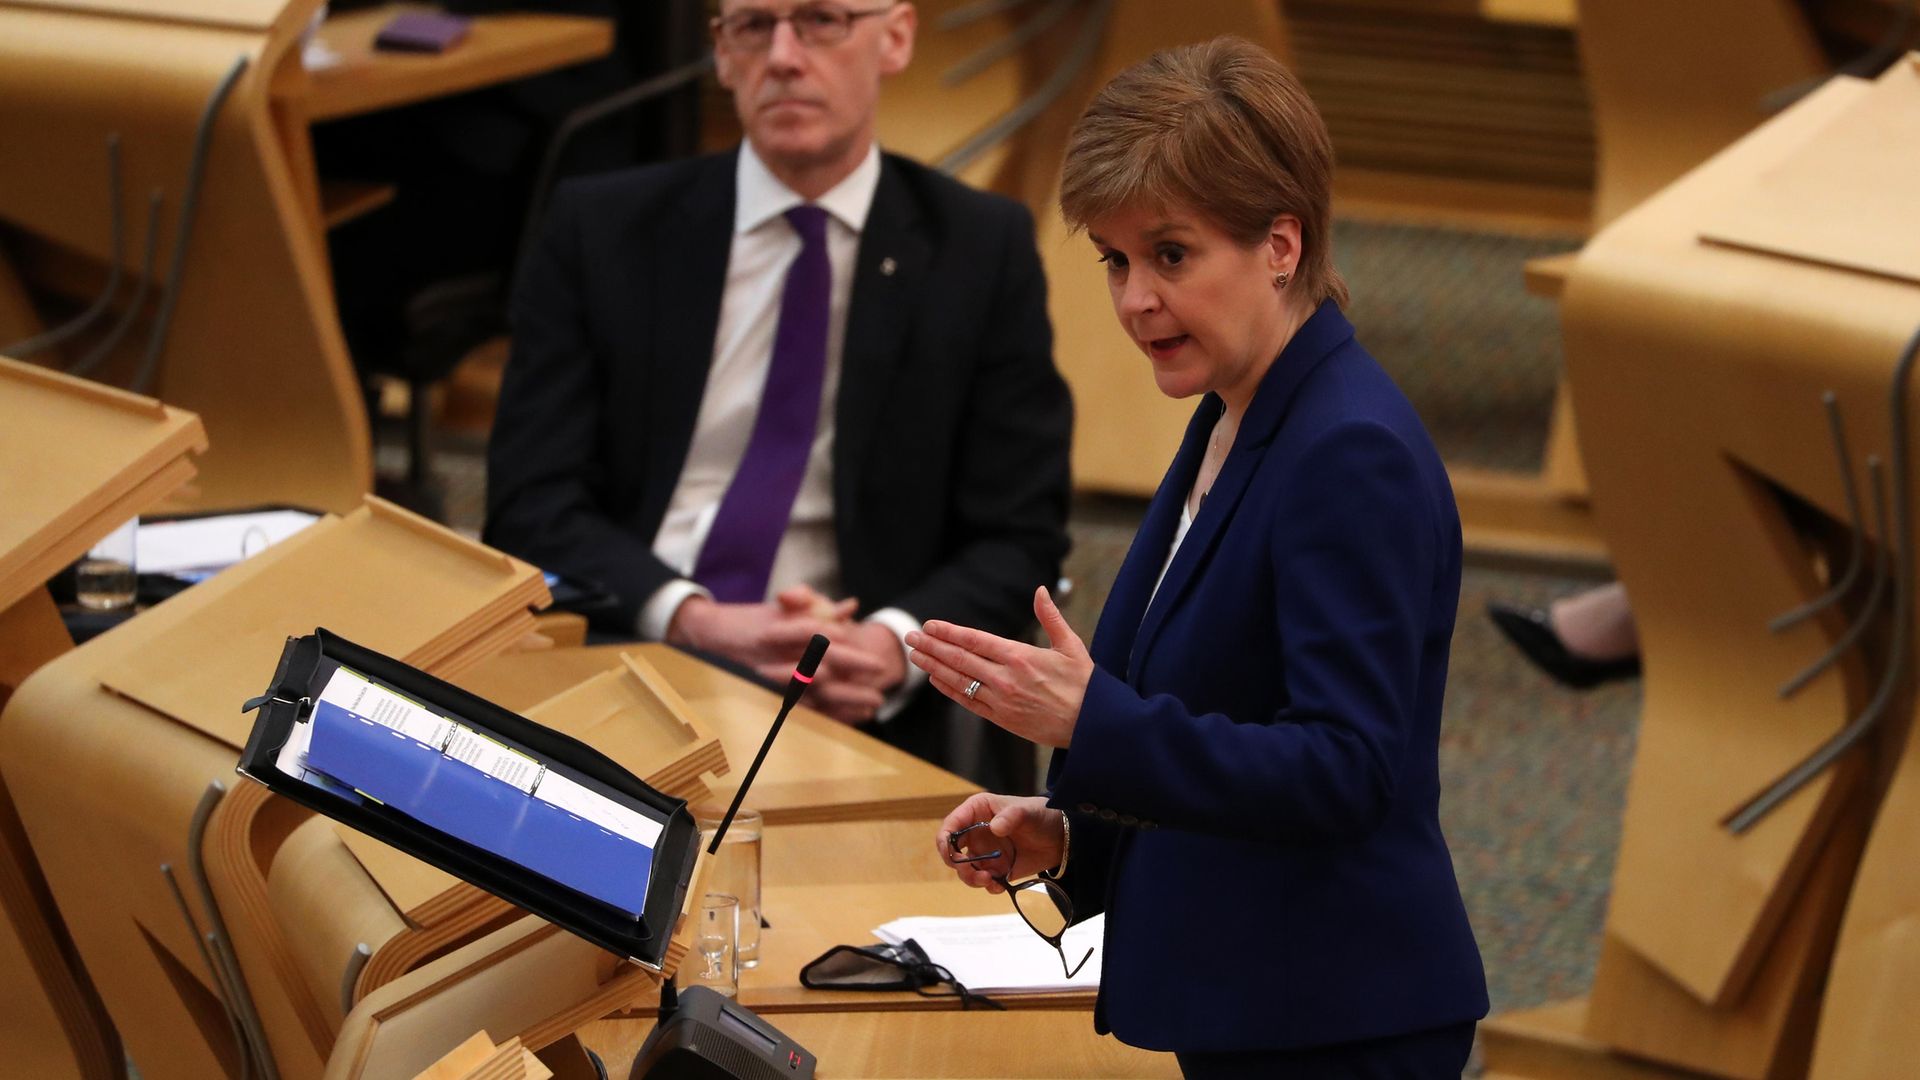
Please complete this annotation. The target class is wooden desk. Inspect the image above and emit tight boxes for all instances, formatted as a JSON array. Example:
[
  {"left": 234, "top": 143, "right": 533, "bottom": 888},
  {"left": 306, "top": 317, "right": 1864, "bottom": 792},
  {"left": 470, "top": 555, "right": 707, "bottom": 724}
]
[
  {"left": 452, "top": 645, "right": 982, "bottom": 825},
  {"left": 1479, "top": 63, "right": 1920, "bottom": 1080},
  {"left": 636, "top": 818, "right": 1096, "bottom": 1016},
  {"left": 580, "top": 1009, "right": 1179, "bottom": 1079},
  {"left": 268, "top": 2, "right": 615, "bottom": 247},
  {"left": 300, "top": 3, "right": 615, "bottom": 122}
]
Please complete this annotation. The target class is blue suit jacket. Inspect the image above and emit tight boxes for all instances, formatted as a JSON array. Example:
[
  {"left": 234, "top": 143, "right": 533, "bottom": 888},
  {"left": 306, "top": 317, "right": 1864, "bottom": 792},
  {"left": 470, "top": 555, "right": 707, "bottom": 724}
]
[{"left": 1047, "top": 301, "right": 1488, "bottom": 1053}]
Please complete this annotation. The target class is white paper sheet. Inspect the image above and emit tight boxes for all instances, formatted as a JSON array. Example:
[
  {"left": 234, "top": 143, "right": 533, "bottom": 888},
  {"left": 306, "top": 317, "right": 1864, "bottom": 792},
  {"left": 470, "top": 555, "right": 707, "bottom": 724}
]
[
  {"left": 874, "top": 912, "right": 1103, "bottom": 994},
  {"left": 136, "top": 509, "right": 319, "bottom": 574}
]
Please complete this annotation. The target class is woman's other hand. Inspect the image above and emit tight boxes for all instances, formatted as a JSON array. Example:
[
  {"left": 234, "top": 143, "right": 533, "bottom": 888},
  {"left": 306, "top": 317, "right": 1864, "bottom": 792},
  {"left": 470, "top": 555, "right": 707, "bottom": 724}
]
[
  {"left": 906, "top": 586, "right": 1094, "bottom": 749},
  {"left": 937, "top": 792, "right": 1064, "bottom": 893}
]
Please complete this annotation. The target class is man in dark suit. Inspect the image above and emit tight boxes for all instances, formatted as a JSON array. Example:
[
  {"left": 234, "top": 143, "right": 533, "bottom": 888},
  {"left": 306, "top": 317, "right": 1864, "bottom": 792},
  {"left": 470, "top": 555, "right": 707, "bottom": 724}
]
[{"left": 485, "top": 0, "right": 1073, "bottom": 765}]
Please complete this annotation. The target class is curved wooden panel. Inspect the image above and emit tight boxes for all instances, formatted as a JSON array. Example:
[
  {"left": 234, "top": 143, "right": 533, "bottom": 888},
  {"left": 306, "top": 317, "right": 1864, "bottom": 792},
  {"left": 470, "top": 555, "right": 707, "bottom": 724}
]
[
  {"left": 0, "top": 0, "right": 371, "bottom": 513},
  {"left": 325, "top": 918, "right": 664, "bottom": 1080},
  {"left": 1576, "top": 0, "right": 1825, "bottom": 229},
  {"left": 205, "top": 783, "right": 411, "bottom": 1080},
  {"left": 872, "top": 0, "right": 1027, "bottom": 191},
  {"left": 1559, "top": 70, "right": 1920, "bottom": 1075},
  {"left": 8, "top": 0, "right": 291, "bottom": 32}
]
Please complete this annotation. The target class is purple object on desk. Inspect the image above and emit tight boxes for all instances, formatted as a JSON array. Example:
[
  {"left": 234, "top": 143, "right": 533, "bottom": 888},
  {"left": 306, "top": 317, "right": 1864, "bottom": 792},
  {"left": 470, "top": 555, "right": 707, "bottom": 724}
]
[{"left": 374, "top": 10, "right": 472, "bottom": 53}]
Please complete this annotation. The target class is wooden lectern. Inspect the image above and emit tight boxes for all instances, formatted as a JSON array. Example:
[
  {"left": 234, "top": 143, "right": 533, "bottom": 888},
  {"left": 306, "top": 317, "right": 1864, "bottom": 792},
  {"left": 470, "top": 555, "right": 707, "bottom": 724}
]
[
  {"left": 0, "top": 357, "right": 207, "bottom": 1079},
  {"left": 0, "top": 498, "right": 549, "bottom": 1080},
  {"left": 1481, "top": 57, "right": 1920, "bottom": 1080}
]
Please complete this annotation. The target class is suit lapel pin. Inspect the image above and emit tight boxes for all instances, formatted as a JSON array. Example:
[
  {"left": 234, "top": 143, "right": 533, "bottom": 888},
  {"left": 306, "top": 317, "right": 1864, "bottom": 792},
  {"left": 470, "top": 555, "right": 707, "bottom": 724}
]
[{"left": 879, "top": 256, "right": 897, "bottom": 277}]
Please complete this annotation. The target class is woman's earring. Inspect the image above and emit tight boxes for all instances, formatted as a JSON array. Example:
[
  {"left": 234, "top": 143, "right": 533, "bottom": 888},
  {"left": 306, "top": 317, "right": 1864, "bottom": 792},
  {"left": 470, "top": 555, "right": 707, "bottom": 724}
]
[{"left": 1274, "top": 270, "right": 1291, "bottom": 289}]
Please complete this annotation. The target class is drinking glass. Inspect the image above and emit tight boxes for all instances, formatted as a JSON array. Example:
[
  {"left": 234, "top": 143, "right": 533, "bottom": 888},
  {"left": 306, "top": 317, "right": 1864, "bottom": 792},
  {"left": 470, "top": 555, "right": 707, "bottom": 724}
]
[
  {"left": 76, "top": 517, "right": 137, "bottom": 611},
  {"left": 678, "top": 893, "right": 739, "bottom": 999},
  {"left": 695, "top": 805, "right": 763, "bottom": 968}
]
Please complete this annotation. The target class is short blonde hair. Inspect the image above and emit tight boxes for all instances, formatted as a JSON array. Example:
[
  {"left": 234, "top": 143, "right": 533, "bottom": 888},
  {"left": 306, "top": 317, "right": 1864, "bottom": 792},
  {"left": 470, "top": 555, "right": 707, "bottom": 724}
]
[{"left": 1059, "top": 37, "right": 1347, "bottom": 308}]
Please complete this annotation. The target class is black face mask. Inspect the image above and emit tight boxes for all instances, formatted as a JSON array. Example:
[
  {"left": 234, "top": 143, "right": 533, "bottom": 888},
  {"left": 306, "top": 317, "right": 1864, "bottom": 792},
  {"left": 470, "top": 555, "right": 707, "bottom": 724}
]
[{"left": 798, "top": 939, "right": 1004, "bottom": 1010}]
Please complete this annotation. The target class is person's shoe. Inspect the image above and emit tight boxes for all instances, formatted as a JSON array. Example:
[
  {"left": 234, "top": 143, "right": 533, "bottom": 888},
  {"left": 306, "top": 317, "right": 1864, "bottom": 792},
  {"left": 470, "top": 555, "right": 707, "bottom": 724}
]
[{"left": 1486, "top": 603, "right": 1642, "bottom": 690}]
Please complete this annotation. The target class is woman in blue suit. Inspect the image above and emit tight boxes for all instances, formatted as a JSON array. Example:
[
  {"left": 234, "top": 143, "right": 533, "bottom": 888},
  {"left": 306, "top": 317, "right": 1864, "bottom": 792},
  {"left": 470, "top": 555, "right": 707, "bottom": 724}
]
[{"left": 905, "top": 37, "right": 1487, "bottom": 1077}]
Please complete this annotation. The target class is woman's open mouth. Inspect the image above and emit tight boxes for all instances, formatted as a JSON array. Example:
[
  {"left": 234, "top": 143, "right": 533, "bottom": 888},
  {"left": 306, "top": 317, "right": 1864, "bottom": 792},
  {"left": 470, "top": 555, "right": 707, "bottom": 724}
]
[{"left": 1147, "top": 334, "right": 1189, "bottom": 360}]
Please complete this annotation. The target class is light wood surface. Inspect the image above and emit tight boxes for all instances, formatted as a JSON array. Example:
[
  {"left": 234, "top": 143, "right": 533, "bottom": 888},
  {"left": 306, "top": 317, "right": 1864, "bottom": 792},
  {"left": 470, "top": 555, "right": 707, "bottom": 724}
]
[
  {"left": 870, "top": 0, "right": 1028, "bottom": 192},
  {"left": 1479, "top": 0, "right": 1576, "bottom": 27},
  {"left": 298, "top": 3, "right": 614, "bottom": 122},
  {"left": 1479, "top": 999, "right": 1701, "bottom": 1080},
  {"left": 0, "top": 360, "right": 208, "bottom": 1080},
  {"left": 580, "top": 1007, "right": 1181, "bottom": 1079},
  {"left": 0, "top": 588, "right": 113, "bottom": 1080},
  {"left": 1575, "top": 0, "right": 1825, "bottom": 230},
  {"left": 1698, "top": 58, "right": 1920, "bottom": 287},
  {"left": 100, "top": 497, "right": 545, "bottom": 749},
  {"left": 411, "top": 1031, "right": 550, "bottom": 1080},
  {"left": 0, "top": 356, "right": 207, "bottom": 614},
  {"left": 1504, "top": 64, "right": 1920, "bottom": 1078},
  {"left": 0, "top": 496, "right": 548, "bottom": 1079},
  {"left": 327, "top": 918, "right": 663, "bottom": 1080},
  {"left": 1583, "top": 787, "right": 1872, "bottom": 1078},
  {"left": 1812, "top": 176, "right": 1920, "bottom": 1069},
  {"left": 452, "top": 645, "right": 982, "bottom": 825},
  {"left": 1449, "top": 465, "right": 1607, "bottom": 568},
  {"left": 1567, "top": 73, "right": 1905, "bottom": 1009},
  {"left": 1453, "top": 0, "right": 1828, "bottom": 562},
  {"left": 1812, "top": 717, "right": 1920, "bottom": 1075},
  {"left": 613, "top": 818, "right": 1096, "bottom": 1017},
  {"left": 0, "top": 589, "right": 71, "bottom": 712},
  {"left": 1283, "top": 1, "right": 1593, "bottom": 192},
  {"left": 17, "top": 0, "right": 289, "bottom": 30},
  {"left": 0, "top": 0, "right": 374, "bottom": 513}
]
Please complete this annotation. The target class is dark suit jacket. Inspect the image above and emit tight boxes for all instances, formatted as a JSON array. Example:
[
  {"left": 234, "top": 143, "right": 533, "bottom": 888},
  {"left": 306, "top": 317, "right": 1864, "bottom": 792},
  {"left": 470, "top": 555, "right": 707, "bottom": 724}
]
[
  {"left": 485, "top": 148, "right": 1074, "bottom": 720},
  {"left": 1046, "top": 301, "right": 1487, "bottom": 1053}
]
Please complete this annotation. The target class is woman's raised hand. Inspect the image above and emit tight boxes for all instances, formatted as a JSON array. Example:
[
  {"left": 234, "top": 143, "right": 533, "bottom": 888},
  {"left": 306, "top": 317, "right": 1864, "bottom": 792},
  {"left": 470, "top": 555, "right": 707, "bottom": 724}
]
[{"left": 906, "top": 586, "right": 1094, "bottom": 749}]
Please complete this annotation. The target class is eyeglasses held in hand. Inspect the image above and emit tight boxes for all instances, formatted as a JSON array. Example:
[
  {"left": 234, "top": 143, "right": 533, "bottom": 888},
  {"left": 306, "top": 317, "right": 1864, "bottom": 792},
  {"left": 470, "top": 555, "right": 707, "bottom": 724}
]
[
  {"left": 946, "top": 821, "right": 1093, "bottom": 980},
  {"left": 711, "top": 3, "right": 896, "bottom": 52}
]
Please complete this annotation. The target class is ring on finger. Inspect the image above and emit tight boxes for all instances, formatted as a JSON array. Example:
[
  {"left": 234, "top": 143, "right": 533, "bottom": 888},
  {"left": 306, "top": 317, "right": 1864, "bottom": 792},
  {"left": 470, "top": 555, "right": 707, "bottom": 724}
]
[{"left": 964, "top": 679, "right": 982, "bottom": 701}]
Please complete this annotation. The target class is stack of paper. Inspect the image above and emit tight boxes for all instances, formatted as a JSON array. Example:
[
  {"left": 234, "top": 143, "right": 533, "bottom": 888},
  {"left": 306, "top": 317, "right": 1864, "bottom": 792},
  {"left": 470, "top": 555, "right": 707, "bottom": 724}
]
[
  {"left": 0, "top": 357, "right": 207, "bottom": 614},
  {"left": 135, "top": 508, "right": 319, "bottom": 578},
  {"left": 101, "top": 496, "right": 550, "bottom": 749},
  {"left": 875, "top": 912, "right": 1104, "bottom": 994}
]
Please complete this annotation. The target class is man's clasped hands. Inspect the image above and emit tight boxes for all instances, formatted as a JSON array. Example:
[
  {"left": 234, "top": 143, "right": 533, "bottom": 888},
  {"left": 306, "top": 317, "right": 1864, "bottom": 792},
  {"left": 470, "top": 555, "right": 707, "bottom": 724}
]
[{"left": 666, "top": 583, "right": 908, "bottom": 725}]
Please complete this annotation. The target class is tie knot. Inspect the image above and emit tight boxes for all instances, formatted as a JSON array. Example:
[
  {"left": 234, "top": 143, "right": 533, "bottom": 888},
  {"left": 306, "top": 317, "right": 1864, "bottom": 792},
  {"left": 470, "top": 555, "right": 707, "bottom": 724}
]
[{"left": 785, "top": 204, "right": 830, "bottom": 247}]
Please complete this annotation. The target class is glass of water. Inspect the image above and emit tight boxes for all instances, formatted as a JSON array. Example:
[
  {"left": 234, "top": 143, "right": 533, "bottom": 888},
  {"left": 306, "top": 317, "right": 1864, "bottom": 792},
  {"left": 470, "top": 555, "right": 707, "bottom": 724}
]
[
  {"left": 678, "top": 893, "right": 739, "bottom": 999},
  {"left": 695, "top": 805, "right": 762, "bottom": 968},
  {"left": 76, "top": 517, "right": 137, "bottom": 612}
]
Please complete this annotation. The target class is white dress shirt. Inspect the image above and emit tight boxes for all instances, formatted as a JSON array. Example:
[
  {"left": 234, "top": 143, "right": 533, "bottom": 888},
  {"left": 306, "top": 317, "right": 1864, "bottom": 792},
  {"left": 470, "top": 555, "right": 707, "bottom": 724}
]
[
  {"left": 1150, "top": 499, "right": 1195, "bottom": 607},
  {"left": 637, "top": 141, "right": 926, "bottom": 713}
]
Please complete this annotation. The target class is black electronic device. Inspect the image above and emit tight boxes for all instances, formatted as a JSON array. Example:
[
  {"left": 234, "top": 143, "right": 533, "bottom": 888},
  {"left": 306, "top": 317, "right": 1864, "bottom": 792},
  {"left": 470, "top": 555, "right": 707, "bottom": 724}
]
[{"left": 630, "top": 984, "right": 815, "bottom": 1080}]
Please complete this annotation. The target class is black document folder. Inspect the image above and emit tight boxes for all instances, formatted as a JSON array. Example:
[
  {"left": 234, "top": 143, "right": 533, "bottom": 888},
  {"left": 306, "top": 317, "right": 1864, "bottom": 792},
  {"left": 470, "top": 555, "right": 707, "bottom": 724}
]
[{"left": 237, "top": 629, "right": 700, "bottom": 970}]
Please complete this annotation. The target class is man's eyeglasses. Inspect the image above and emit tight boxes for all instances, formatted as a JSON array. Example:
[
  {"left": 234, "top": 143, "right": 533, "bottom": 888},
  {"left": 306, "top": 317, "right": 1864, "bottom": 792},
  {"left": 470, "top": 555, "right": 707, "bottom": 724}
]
[
  {"left": 711, "top": 3, "right": 896, "bottom": 52},
  {"left": 947, "top": 822, "right": 1093, "bottom": 980}
]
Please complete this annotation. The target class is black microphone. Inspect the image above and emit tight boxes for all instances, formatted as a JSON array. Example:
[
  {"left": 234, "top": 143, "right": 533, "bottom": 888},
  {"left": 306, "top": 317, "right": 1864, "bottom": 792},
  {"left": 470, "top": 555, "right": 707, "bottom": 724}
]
[{"left": 706, "top": 634, "right": 829, "bottom": 854}]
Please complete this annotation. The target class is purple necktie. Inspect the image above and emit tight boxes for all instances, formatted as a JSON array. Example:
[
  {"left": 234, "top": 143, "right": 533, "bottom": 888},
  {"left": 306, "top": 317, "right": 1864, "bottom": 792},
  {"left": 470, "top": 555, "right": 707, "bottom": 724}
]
[{"left": 692, "top": 204, "right": 833, "bottom": 603}]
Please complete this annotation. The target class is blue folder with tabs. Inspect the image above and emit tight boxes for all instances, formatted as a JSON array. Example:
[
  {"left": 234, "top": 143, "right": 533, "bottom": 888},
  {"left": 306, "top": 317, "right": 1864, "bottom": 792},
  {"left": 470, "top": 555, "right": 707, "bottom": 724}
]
[
  {"left": 238, "top": 629, "right": 701, "bottom": 970},
  {"left": 306, "top": 699, "right": 654, "bottom": 919}
]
